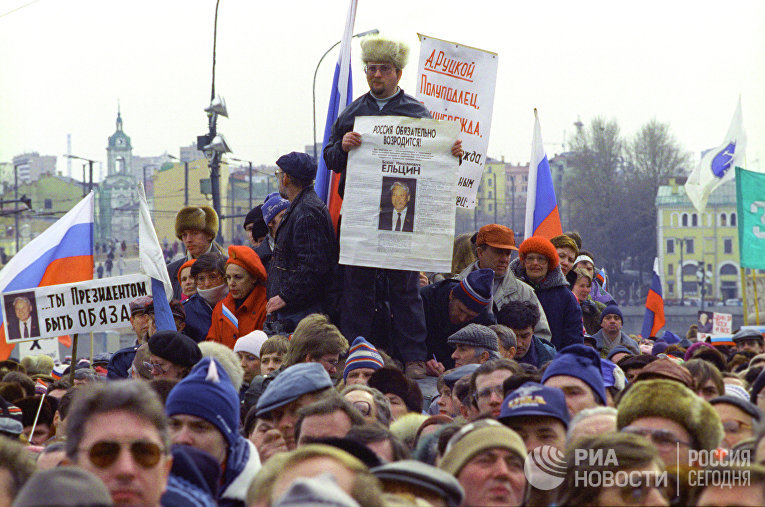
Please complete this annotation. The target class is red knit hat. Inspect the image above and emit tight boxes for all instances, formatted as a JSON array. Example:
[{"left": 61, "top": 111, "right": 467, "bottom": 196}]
[
  {"left": 226, "top": 245, "right": 266, "bottom": 281},
  {"left": 518, "top": 236, "right": 560, "bottom": 270},
  {"left": 177, "top": 259, "right": 196, "bottom": 285}
]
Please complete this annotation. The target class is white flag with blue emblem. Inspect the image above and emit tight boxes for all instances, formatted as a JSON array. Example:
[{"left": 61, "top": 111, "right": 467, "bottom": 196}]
[{"left": 685, "top": 98, "right": 747, "bottom": 212}]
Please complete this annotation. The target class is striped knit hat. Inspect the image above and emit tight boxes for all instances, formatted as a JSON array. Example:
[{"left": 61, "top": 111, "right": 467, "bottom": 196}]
[
  {"left": 453, "top": 268, "right": 494, "bottom": 313},
  {"left": 343, "top": 336, "right": 384, "bottom": 382}
]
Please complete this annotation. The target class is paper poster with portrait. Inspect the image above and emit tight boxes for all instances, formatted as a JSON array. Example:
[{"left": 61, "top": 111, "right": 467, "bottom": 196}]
[
  {"left": 3, "top": 291, "right": 41, "bottom": 342},
  {"left": 2, "top": 274, "right": 150, "bottom": 343},
  {"left": 697, "top": 311, "right": 714, "bottom": 334},
  {"left": 340, "top": 116, "right": 460, "bottom": 272}
]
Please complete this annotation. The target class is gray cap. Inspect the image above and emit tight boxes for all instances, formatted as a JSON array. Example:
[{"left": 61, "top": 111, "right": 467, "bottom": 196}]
[
  {"left": 709, "top": 395, "right": 763, "bottom": 422},
  {"left": 372, "top": 460, "right": 465, "bottom": 507},
  {"left": 256, "top": 362, "right": 332, "bottom": 417},
  {"left": 732, "top": 328, "right": 764, "bottom": 343},
  {"left": 12, "top": 466, "right": 113, "bottom": 507},
  {"left": 447, "top": 323, "right": 498, "bottom": 351}
]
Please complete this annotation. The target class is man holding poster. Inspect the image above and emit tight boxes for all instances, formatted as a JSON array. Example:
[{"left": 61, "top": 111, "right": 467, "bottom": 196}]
[{"left": 324, "top": 34, "right": 462, "bottom": 379}]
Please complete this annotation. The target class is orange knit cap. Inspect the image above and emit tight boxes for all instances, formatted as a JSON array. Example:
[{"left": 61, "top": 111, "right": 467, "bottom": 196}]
[
  {"left": 226, "top": 245, "right": 267, "bottom": 281},
  {"left": 177, "top": 259, "right": 196, "bottom": 285},
  {"left": 518, "top": 236, "right": 560, "bottom": 270}
]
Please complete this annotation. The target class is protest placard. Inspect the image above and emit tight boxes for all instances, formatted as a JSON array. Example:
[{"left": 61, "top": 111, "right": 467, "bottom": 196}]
[
  {"left": 340, "top": 116, "right": 460, "bottom": 272},
  {"left": 416, "top": 33, "right": 498, "bottom": 209},
  {"left": 713, "top": 312, "right": 733, "bottom": 334},
  {"left": 2, "top": 274, "right": 150, "bottom": 343},
  {"left": 17, "top": 338, "right": 60, "bottom": 362}
]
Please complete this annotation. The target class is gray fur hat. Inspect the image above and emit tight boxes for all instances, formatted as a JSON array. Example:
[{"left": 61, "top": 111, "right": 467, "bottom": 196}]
[{"left": 360, "top": 35, "right": 409, "bottom": 69}]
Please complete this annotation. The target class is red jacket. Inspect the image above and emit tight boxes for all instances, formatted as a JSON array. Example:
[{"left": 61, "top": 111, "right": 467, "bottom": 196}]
[{"left": 207, "top": 284, "right": 267, "bottom": 349}]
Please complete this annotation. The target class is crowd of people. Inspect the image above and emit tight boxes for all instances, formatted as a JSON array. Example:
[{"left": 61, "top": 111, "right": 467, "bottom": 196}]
[{"left": 1, "top": 34, "right": 764, "bottom": 507}]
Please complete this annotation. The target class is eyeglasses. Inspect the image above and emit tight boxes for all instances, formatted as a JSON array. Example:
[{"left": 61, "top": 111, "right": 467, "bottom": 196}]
[
  {"left": 524, "top": 254, "right": 549, "bottom": 265},
  {"left": 352, "top": 400, "right": 372, "bottom": 417},
  {"left": 722, "top": 420, "right": 752, "bottom": 434},
  {"left": 81, "top": 440, "right": 163, "bottom": 469},
  {"left": 144, "top": 362, "right": 169, "bottom": 375},
  {"left": 317, "top": 356, "right": 339, "bottom": 368},
  {"left": 615, "top": 475, "right": 669, "bottom": 504},
  {"left": 274, "top": 169, "right": 282, "bottom": 178},
  {"left": 621, "top": 426, "right": 692, "bottom": 449},
  {"left": 364, "top": 64, "right": 394, "bottom": 75},
  {"left": 475, "top": 384, "right": 504, "bottom": 401}
]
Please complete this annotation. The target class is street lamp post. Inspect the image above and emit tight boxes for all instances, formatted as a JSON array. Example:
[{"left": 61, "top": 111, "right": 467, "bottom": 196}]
[
  {"left": 167, "top": 154, "right": 189, "bottom": 206},
  {"left": 312, "top": 29, "right": 379, "bottom": 162},
  {"left": 64, "top": 154, "right": 97, "bottom": 197},
  {"left": 228, "top": 157, "right": 254, "bottom": 210}
]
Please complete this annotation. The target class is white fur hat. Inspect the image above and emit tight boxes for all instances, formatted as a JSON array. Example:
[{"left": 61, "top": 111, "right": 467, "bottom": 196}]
[{"left": 360, "top": 35, "right": 409, "bottom": 70}]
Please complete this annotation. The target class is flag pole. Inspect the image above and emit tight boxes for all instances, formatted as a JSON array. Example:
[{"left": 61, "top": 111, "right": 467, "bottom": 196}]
[
  {"left": 754, "top": 271, "right": 761, "bottom": 325},
  {"left": 89, "top": 331, "right": 94, "bottom": 364},
  {"left": 28, "top": 390, "right": 47, "bottom": 444},
  {"left": 742, "top": 268, "right": 749, "bottom": 325},
  {"left": 69, "top": 334, "right": 79, "bottom": 385}
]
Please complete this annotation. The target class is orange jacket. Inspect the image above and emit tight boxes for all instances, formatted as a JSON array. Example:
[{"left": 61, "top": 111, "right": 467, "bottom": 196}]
[{"left": 207, "top": 284, "right": 267, "bottom": 349}]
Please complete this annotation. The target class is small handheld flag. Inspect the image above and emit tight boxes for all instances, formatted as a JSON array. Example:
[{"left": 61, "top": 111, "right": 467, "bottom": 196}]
[{"left": 641, "top": 257, "right": 665, "bottom": 338}]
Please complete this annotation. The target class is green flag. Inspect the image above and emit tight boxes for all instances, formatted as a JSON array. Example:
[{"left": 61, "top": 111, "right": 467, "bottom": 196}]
[{"left": 736, "top": 166, "right": 765, "bottom": 269}]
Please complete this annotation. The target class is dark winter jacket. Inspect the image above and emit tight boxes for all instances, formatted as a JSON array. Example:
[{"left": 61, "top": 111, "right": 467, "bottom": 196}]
[
  {"left": 182, "top": 293, "right": 214, "bottom": 343},
  {"left": 419, "top": 279, "right": 496, "bottom": 369},
  {"left": 267, "top": 187, "right": 337, "bottom": 314},
  {"left": 517, "top": 335, "right": 557, "bottom": 369},
  {"left": 254, "top": 237, "right": 273, "bottom": 273},
  {"left": 323, "top": 89, "right": 432, "bottom": 197},
  {"left": 510, "top": 258, "right": 583, "bottom": 351}
]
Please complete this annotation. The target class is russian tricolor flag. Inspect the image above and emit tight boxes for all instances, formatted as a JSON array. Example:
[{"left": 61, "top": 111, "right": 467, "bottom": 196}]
[
  {"left": 524, "top": 109, "right": 562, "bottom": 239},
  {"left": 314, "top": 0, "right": 356, "bottom": 231},
  {"left": 0, "top": 192, "right": 94, "bottom": 360},
  {"left": 641, "top": 257, "right": 666, "bottom": 338}
]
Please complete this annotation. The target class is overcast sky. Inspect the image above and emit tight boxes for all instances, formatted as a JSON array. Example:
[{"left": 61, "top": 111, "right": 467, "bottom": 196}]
[{"left": 1, "top": 0, "right": 763, "bottom": 180}]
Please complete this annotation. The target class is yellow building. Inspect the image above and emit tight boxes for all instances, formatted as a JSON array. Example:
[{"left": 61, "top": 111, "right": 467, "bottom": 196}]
[
  {"left": 476, "top": 158, "right": 508, "bottom": 217},
  {"left": 656, "top": 179, "right": 740, "bottom": 303},
  {"left": 151, "top": 159, "right": 228, "bottom": 246}
]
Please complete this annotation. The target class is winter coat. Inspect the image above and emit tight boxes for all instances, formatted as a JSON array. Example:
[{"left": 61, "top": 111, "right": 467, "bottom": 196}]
[
  {"left": 591, "top": 329, "right": 640, "bottom": 356},
  {"left": 207, "top": 278, "right": 267, "bottom": 349},
  {"left": 510, "top": 258, "right": 583, "bottom": 351},
  {"left": 323, "top": 89, "right": 432, "bottom": 197},
  {"left": 459, "top": 261, "right": 552, "bottom": 343},
  {"left": 183, "top": 294, "right": 214, "bottom": 343},
  {"left": 218, "top": 438, "right": 261, "bottom": 507},
  {"left": 266, "top": 187, "right": 337, "bottom": 315},
  {"left": 419, "top": 279, "right": 496, "bottom": 369},
  {"left": 517, "top": 335, "right": 557, "bottom": 369}
]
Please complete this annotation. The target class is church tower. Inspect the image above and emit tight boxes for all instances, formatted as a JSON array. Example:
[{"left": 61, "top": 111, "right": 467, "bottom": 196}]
[{"left": 106, "top": 106, "right": 133, "bottom": 175}]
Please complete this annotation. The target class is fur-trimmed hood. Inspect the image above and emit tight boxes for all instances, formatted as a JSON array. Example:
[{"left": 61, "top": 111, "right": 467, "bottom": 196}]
[{"left": 509, "top": 258, "right": 569, "bottom": 292}]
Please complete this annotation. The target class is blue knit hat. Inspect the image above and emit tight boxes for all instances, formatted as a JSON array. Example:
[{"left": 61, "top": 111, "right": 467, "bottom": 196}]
[
  {"left": 542, "top": 344, "right": 607, "bottom": 405},
  {"left": 165, "top": 357, "right": 240, "bottom": 447},
  {"left": 661, "top": 330, "right": 682, "bottom": 344},
  {"left": 256, "top": 363, "right": 333, "bottom": 417},
  {"left": 498, "top": 382, "right": 570, "bottom": 428},
  {"left": 343, "top": 336, "right": 384, "bottom": 382},
  {"left": 453, "top": 268, "right": 494, "bottom": 313},
  {"left": 263, "top": 194, "right": 290, "bottom": 225},
  {"left": 600, "top": 305, "right": 622, "bottom": 323},
  {"left": 276, "top": 152, "right": 317, "bottom": 181}
]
